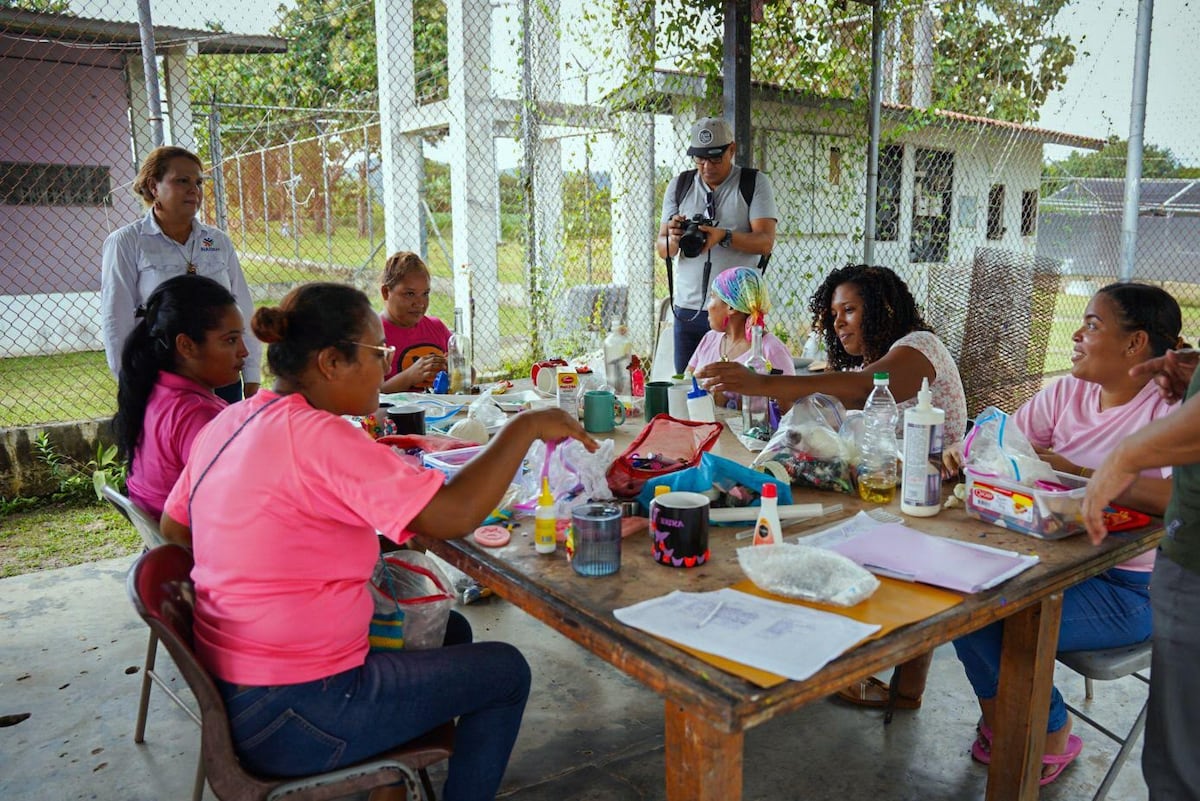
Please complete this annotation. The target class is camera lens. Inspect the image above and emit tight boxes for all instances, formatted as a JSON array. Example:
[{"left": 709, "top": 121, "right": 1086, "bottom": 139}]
[{"left": 678, "top": 221, "right": 707, "bottom": 258}]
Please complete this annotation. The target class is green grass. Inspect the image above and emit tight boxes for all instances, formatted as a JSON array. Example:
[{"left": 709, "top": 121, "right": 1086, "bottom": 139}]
[
  {"left": 0, "top": 350, "right": 117, "bottom": 427},
  {"left": 0, "top": 500, "right": 138, "bottom": 578}
]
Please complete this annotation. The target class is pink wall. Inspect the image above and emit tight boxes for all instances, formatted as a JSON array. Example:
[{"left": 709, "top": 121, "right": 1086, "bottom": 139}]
[{"left": 1, "top": 40, "right": 143, "bottom": 296}]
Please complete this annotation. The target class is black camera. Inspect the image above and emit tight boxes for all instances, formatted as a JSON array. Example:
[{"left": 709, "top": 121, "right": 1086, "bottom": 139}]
[{"left": 678, "top": 213, "right": 716, "bottom": 258}]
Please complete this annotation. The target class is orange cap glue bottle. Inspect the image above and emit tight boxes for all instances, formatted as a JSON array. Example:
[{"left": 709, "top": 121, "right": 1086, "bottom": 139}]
[{"left": 753, "top": 483, "right": 782, "bottom": 546}]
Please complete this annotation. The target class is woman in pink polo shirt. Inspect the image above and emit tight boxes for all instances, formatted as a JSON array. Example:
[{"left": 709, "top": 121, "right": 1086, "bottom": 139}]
[
  {"left": 113, "top": 275, "right": 247, "bottom": 519},
  {"left": 161, "top": 282, "right": 596, "bottom": 801},
  {"left": 952, "top": 282, "right": 1183, "bottom": 785}
]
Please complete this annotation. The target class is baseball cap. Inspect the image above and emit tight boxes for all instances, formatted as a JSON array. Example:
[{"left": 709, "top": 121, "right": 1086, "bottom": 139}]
[{"left": 686, "top": 117, "right": 734, "bottom": 157}]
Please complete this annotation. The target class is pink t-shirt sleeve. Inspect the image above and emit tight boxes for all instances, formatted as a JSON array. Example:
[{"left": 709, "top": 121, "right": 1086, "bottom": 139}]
[
  {"left": 687, "top": 331, "right": 723, "bottom": 373},
  {"left": 1011, "top": 380, "right": 1062, "bottom": 450}
]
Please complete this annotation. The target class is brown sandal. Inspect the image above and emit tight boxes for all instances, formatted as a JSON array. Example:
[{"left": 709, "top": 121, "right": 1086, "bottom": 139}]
[{"left": 835, "top": 676, "right": 922, "bottom": 710}]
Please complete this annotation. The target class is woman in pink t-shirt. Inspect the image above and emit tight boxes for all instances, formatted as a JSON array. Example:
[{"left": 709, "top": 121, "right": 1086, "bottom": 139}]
[
  {"left": 686, "top": 266, "right": 795, "bottom": 407},
  {"left": 161, "top": 282, "right": 596, "bottom": 801},
  {"left": 952, "top": 282, "right": 1183, "bottom": 785},
  {"left": 113, "top": 275, "right": 248, "bottom": 519}
]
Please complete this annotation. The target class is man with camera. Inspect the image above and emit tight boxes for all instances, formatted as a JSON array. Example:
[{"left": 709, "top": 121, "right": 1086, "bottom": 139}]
[{"left": 656, "top": 117, "right": 778, "bottom": 374}]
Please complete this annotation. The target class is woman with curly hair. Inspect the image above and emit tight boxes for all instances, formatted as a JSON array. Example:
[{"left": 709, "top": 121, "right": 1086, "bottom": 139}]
[{"left": 697, "top": 263, "right": 967, "bottom": 442}]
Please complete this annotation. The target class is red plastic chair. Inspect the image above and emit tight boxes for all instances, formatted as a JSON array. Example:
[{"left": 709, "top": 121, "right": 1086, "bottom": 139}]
[{"left": 126, "top": 544, "right": 454, "bottom": 801}]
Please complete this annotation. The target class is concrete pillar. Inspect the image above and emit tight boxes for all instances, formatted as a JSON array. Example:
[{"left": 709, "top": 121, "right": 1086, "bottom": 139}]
[
  {"left": 374, "top": 0, "right": 425, "bottom": 260},
  {"left": 163, "top": 43, "right": 198, "bottom": 151},
  {"left": 531, "top": 0, "right": 564, "bottom": 345},
  {"left": 448, "top": 0, "right": 499, "bottom": 362},
  {"left": 125, "top": 57, "right": 155, "bottom": 166},
  {"left": 611, "top": 0, "right": 657, "bottom": 353}
]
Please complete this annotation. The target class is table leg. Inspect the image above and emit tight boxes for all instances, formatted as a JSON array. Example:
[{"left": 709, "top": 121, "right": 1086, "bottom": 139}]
[
  {"left": 986, "top": 593, "right": 1063, "bottom": 801},
  {"left": 664, "top": 701, "right": 743, "bottom": 801}
]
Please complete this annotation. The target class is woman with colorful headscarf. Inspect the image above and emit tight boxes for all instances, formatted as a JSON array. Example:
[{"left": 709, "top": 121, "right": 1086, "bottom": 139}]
[{"left": 686, "top": 266, "right": 795, "bottom": 407}]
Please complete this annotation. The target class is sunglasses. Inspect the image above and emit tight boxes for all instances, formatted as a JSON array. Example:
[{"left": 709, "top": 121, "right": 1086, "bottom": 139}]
[{"left": 693, "top": 145, "right": 731, "bottom": 165}]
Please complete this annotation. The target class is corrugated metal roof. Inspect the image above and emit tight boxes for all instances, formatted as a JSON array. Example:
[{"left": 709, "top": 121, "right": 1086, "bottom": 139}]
[
  {"left": 1046, "top": 178, "right": 1200, "bottom": 215},
  {"left": 0, "top": 8, "right": 287, "bottom": 55}
]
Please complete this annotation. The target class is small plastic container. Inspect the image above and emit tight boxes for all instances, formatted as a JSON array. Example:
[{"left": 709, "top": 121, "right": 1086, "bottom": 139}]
[
  {"left": 422, "top": 446, "right": 521, "bottom": 486},
  {"left": 568, "top": 502, "right": 622, "bottom": 576},
  {"left": 964, "top": 468, "right": 1087, "bottom": 540}
]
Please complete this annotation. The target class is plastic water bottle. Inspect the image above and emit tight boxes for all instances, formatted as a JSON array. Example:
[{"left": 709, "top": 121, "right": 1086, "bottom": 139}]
[{"left": 857, "top": 372, "right": 898, "bottom": 504}]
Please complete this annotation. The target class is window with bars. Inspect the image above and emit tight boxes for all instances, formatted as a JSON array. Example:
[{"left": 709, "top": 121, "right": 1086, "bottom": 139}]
[
  {"left": 0, "top": 162, "right": 112, "bottom": 207},
  {"left": 987, "top": 184, "right": 1006, "bottom": 240},
  {"left": 1021, "top": 190, "right": 1038, "bottom": 236}
]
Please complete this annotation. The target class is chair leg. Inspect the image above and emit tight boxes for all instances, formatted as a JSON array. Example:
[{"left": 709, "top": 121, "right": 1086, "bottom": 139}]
[
  {"left": 419, "top": 767, "right": 436, "bottom": 801},
  {"left": 1085, "top": 675, "right": 1095, "bottom": 701},
  {"left": 192, "top": 752, "right": 206, "bottom": 801},
  {"left": 1091, "top": 698, "right": 1149, "bottom": 801},
  {"left": 134, "top": 630, "right": 159, "bottom": 743}
]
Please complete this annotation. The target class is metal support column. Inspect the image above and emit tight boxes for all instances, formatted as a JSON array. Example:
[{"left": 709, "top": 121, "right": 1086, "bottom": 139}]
[
  {"left": 722, "top": 1, "right": 752, "bottom": 166},
  {"left": 864, "top": 0, "right": 885, "bottom": 266},
  {"left": 1120, "top": 0, "right": 1155, "bottom": 281}
]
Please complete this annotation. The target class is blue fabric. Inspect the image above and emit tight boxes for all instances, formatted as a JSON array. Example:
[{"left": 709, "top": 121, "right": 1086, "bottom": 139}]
[
  {"left": 673, "top": 306, "right": 712, "bottom": 375},
  {"left": 216, "top": 611, "right": 529, "bottom": 801},
  {"left": 952, "top": 567, "right": 1151, "bottom": 733},
  {"left": 636, "top": 451, "right": 792, "bottom": 515}
]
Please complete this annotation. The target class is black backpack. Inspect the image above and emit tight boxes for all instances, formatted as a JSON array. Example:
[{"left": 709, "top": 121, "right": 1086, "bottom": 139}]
[{"left": 665, "top": 167, "right": 770, "bottom": 309}]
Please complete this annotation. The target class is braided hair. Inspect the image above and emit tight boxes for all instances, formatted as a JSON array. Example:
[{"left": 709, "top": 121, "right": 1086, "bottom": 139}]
[
  {"left": 808, "top": 264, "right": 931, "bottom": 371},
  {"left": 113, "top": 275, "right": 237, "bottom": 465}
]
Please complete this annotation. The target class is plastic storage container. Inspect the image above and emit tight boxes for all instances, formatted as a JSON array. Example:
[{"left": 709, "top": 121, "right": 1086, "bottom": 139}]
[
  {"left": 422, "top": 446, "right": 521, "bottom": 485},
  {"left": 963, "top": 468, "right": 1087, "bottom": 540}
]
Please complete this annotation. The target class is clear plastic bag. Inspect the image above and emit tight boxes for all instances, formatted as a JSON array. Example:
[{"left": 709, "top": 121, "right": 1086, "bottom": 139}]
[
  {"left": 368, "top": 551, "right": 454, "bottom": 651},
  {"left": 963, "top": 406, "right": 1057, "bottom": 486},
  {"left": 512, "top": 438, "right": 616, "bottom": 512},
  {"left": 750, "top": 394, "right": 858, "bottom": 494},
  {"left": 737, "top": 544, "right": 879, "bottom": 606}
]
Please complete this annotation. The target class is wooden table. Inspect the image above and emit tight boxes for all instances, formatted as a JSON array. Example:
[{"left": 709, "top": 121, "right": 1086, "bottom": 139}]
[{"left": 418, "top": 420, "right": 1161, "bottom": 801}]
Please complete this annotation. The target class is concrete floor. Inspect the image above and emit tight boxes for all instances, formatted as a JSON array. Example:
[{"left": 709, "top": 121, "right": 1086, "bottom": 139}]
[{"left": 1, "top": 555, "right": 1152, "bottom": 801}]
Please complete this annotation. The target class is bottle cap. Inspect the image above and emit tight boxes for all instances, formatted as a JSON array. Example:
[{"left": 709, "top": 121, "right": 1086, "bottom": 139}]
[
  {"left": 873, "top": 372, "right": 889, "bottom": 383},
  {"left": 688, "top": 376, "right": 708, "bottom": 400},
  {"left": 761, "top": 482, "right": 777, "bottom": 499},
  {"left": 654, "top": 485, "right": 671, "bottom": 497},
  {"left": 538, "top": 476, "right": 554, "bottom": 507},
  {"left": 917, "top": 376, "right": 932, "bottom": 409},
  {"left": 432, "top": 370, "right": 449, "bottom": 394}
]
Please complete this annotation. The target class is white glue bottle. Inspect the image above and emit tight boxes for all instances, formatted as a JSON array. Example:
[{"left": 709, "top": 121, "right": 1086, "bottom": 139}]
[
  {"left": 535, "top": 477, "right": 557, "bottom": 554},
  {"left": 900, "top": 377, "right": 945, "bottom": 517},
  {"left": 686, "top": 376, "right": 716, "bottom": 422},
  {"left": 753, "top": 482, "right": 783, "bottom": 546}
]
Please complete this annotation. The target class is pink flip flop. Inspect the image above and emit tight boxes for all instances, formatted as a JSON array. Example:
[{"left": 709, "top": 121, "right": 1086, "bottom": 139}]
[
  {"left": 1039, "top": 733, "right": 1084, "bottom": 786},
  {"left": 970, "top": 719, "right": 994, "bottom": 765}
]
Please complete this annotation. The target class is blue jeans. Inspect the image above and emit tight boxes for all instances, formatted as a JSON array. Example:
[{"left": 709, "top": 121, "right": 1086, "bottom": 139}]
[
  {"left": 952, "top": 567, "right": 1152, "bottom": 733},
  {"left": 673, "top": 306, "right": 712, "bottom": 375},
  {"left": 216, "top": 611, "right": 530, "bottom": 801}
]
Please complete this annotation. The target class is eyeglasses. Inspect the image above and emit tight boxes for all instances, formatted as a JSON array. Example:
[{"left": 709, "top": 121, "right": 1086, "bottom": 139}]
[
  {"left": 344, "top": 341, "right": 396, "bottom": 365},
  {"left": 693, "top": 145, "right": 730, "bottom": 165}
]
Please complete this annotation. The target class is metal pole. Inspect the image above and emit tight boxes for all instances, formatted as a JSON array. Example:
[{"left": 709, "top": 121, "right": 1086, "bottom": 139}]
[
  {"left": 235, "top": 152, "right": 246, "bottom": 251},
  {"left": 863, "top": 0, "right": 885, "bottom": 266},
  {"left": 261, "top": 149, "right": 272, "bottom": 258},
  {"left": 207, "top": 93, "right": 227, "bottom": 231},
  {"left": 363, "top": 124, "right": 375, "bottom": 256},
  {"left": 288, "top": 141, "right": 300, "bottom": 262},
  {"left": 317, "top": 121, "right": 333, "bottom": 270},
  {"left": 135, "top": 0, "right": 164, "bottom": 147},
  {"left": 722, "top": 0, "right": 752, "bottom": 166},
  {"left": 1120, "top": 0, "right": 1154, "bottom": 282}
]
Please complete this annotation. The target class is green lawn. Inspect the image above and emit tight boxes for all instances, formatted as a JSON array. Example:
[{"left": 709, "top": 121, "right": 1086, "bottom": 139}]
[{"left": 0, "top": 500, "right": 137, "bottom": 578}]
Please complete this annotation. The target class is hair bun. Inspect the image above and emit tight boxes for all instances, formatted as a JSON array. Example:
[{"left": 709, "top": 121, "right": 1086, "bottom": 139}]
[{"left": 251, "top": 306, "right": 289, "bottom": 344}]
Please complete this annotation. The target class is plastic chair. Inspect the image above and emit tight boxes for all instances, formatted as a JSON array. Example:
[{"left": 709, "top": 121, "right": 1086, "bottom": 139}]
[
  {"left": 127, "top": 544, "right": 455, "bottom": 801},
  {"left": 101, "top": 482, "right": 166, "bottom": 549},
  {"left": 1058, "top": 641, "right": 1152, "bottom": 801}
]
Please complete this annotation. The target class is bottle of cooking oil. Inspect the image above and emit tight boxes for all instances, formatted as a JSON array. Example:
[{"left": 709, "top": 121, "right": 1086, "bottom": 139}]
[{"left": 857, "top": 372, "right": 898, "bottom": 504}]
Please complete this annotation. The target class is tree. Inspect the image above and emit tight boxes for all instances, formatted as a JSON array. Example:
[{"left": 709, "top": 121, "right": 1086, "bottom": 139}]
[
  {"left": 615, "top": 0, "right": 1076, "bottom": 124},
  {"left": 1, "top": 0, "right": 72, "bottom": 11},
  {"left": 1045, "top": 135, "right": 1185, "bottom": 180}
]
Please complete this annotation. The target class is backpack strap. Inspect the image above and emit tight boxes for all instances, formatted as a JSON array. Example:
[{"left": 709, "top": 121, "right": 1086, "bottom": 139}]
[{"left": 737, "top": 168, "right": 770, "bottom": 273}]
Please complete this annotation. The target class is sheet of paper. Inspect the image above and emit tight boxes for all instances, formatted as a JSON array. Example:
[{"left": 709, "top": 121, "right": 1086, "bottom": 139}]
[
  {"left": 821, "top": 522, "right": 1039, "bottom": 593},
  {"left": 614, "top": 587, "right": 880, "bottom": 681},
  {"left": 796, "top": 510, "right": 888, "bottom": 547}
]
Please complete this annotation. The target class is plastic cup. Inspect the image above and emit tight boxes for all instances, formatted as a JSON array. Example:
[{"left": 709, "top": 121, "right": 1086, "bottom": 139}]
[{"left": 569, "top": 503, "right": 622, "bottom": 577}]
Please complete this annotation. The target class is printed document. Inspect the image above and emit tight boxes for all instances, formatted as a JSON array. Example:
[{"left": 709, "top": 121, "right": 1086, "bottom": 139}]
[{"left": 614, "top": 587, "right": 879, "bottom": 681}]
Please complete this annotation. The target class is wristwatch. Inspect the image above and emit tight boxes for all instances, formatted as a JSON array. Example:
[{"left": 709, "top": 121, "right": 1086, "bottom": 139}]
[{"left": 719, "top": 228, "right": 733, "bottom": 248}]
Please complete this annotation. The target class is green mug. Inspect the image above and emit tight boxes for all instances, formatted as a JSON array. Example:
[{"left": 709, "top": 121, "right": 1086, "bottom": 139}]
[
  {"left": 583, "top": 390, "right": 627, "bottom": 433},
  {"left": 644, "top": 381, "right": 672, "bottom": 420}
]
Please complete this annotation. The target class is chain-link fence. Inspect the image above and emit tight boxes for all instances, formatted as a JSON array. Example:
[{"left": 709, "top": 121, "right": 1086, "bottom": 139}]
[{"left": 3, "top": 0, "right": 1198, "bottom": 430}]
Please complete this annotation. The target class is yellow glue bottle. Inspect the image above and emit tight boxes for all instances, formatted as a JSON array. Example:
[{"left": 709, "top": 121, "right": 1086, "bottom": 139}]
[
  {"left": 753, "top": 482, "right": 783, "bottom": 546},
  {"left": 535, "top": 477, "right": 557, "bottom": 554}
]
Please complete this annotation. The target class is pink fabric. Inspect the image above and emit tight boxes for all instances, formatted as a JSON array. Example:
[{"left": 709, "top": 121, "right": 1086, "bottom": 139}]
[
  {"left": 381, "top": 313, "right": 451, "bottom": 387},
  {"left": 687, "top": 329, "right": 795, "bottom": 407},
  {"left": 126, "top": 371, "right": 226, "bottom": 520},
  {"left": 891, "top": 331, "right": 968, "bottom": 444},
  {"left": 1013, "top": 375, "right": 1177, "bottom": 571},
  {"left": 163, "top": 390, "right": 445, "bottom": 685}
]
